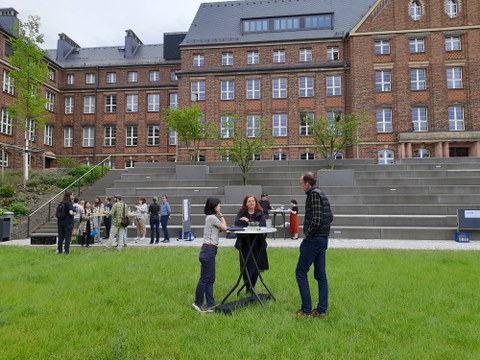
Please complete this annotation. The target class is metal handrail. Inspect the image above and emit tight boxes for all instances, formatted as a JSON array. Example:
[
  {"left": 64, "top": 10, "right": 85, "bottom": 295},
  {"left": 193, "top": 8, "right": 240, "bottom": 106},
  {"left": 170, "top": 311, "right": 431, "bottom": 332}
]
[{"left": 27, "top": 155, "right": 112, "bottom": 236}]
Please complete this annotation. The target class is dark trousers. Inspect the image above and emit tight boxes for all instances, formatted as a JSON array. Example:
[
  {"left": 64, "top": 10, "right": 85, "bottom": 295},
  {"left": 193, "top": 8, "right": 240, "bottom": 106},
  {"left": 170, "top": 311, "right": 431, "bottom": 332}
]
[
  {"left": 57, "top": 223, "right": 74, "bottom": 253},
  {"left": 295, "top": 235, "right": 329, "bottom": 313},
  {"left": 103, "top": 217, "right": 112, "bottom": 239},
  {"left": 194, "top": 245, "right": 217, "bottom": 307},
  {"left": 161, "top": 215, "right": 170, "bottom": 240},
  {"left": 150, "top": 218, "right": 160, "bottom": 243},
  {"left": 81, "top": 232, "right": 92, "bottom": 247}
]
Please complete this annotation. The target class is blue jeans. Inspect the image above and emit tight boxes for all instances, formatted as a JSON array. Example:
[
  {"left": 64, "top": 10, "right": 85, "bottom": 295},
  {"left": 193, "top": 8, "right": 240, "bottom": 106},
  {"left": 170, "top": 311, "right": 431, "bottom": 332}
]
[
  {"left": 150, "top": 218, "right": 160, "bottom": 243},
  {"left": 194, "top": 245, "right": 217, "bottom": 307},
  {"left": 161, "top": 215, "right": 170, "bottom": 240},
  {"left": 295, "top": 235, "right": 328, "bottom": 313}
]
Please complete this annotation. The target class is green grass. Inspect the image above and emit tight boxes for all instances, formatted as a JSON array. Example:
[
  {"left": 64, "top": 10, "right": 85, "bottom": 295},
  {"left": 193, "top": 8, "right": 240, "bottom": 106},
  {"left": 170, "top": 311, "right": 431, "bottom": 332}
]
[{"left": 0, "top": 246, "right": 479, "bottom": 360}]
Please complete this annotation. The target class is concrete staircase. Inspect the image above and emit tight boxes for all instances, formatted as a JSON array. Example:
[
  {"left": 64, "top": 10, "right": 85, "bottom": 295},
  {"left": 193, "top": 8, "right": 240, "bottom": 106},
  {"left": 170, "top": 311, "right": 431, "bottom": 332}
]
[{"left": 30, "top": 158, "right": 480, "bottom": 241}]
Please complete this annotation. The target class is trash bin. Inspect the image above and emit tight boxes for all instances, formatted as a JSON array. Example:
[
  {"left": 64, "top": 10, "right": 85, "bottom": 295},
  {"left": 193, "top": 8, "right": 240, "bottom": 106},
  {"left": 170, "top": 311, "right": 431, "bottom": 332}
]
[
  {"left": 0, "top": 217, "right": 11, "bottom": 241},
  {"left": 4, "top": 211, "right": 13, "bottom": 238}
]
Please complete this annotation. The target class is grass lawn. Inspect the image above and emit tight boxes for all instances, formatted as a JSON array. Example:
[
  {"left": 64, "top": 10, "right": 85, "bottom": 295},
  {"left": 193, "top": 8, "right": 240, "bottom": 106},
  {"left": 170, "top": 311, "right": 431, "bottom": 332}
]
[{"left": 0, "top": 246, "right": 479, "bottom": 360}]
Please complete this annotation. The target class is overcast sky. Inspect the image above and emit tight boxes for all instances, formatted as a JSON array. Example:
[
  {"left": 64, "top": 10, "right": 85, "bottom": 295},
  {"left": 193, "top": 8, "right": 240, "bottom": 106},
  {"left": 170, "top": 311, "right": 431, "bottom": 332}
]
[{"left": 0, "top": 0, "right": 224, "bottom": 49}]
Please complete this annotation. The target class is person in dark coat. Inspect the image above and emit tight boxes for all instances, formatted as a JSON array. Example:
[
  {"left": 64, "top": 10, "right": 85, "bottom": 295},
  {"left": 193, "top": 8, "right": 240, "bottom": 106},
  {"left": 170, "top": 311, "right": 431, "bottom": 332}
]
[{"left": 234, "top": 194, "right": 268, "bottom": 294}]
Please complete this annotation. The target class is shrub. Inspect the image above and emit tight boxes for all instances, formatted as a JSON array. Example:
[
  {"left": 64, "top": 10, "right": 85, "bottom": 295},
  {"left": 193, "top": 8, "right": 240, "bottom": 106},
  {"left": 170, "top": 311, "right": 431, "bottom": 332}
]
[
  {"left": 0, "top": 184, "right": 15, "bottom": 198},
  {"left": 8, "top": 202, "right": 31, "bottom": 216},
  {"left": 57, "top": 156, "right": 79, "bottom": 169}
]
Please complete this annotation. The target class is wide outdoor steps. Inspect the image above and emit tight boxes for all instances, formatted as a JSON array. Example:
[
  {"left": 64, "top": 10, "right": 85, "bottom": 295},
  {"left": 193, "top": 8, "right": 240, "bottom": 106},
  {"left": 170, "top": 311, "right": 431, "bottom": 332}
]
[{"left": 30, "top": 158, "right": 480, "bottom": 241}]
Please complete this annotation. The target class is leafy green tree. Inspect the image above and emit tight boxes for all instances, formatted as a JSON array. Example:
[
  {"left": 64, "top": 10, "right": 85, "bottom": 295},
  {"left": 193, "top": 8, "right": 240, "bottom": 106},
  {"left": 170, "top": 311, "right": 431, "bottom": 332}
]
[
  {"left": 215, "top": 113, "right": 274, "bottom": 185},
  {"left": 6, "top": 16, "right": 49, "bottom": 186},
  {"left": 164, "top": 104, "right": 215, "bottom": 164},
  {"left": 310, "top": 111, "right": 370, "bottom": 169}
]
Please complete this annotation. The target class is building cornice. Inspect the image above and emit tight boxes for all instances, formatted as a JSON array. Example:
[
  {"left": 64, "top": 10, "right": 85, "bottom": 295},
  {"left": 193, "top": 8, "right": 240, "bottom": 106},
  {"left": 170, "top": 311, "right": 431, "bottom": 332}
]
[{"left": 350, "top": 25, "right": 480, "bottom": 37}]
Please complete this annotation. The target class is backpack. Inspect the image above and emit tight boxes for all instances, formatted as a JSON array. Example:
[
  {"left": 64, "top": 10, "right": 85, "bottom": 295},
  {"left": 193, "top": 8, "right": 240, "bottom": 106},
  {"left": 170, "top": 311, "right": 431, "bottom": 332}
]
[{"left": 56, "top": 202, "right": 67, "bottom": 220}]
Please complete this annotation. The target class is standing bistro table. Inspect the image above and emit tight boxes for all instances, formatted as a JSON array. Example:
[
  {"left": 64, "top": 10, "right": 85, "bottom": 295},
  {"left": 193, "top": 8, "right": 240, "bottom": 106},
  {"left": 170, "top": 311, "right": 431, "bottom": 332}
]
[
  {"left": 271, "top": 209, "right": 287, "bottom": 239},
  {"left": 221, "top": 227, "right": 277, "bottom": 308}
]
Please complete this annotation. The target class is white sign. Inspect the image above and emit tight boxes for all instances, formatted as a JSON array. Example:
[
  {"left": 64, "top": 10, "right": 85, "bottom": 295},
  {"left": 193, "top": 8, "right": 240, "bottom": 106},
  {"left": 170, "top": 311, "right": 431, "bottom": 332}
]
[{"left": 464, "top": 210, "right": 480, "bottom": 218}]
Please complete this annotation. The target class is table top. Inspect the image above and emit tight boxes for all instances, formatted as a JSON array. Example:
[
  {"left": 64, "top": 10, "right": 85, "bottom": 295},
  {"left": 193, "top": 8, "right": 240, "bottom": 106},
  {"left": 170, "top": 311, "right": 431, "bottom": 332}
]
[{"left": 229, "top": 227, "right": 277, "bottom": 234}]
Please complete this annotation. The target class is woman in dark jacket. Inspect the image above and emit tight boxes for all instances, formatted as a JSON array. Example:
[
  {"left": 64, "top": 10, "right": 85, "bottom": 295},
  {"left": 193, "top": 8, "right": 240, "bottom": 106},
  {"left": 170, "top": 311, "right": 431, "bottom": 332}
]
[{"left": 234, "top": 194, "right": 268, "bottom": 294}]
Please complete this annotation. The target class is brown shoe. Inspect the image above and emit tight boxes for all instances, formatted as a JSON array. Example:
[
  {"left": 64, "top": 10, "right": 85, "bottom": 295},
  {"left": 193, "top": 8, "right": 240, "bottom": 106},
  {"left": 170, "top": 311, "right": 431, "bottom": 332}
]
[
  {"left": 311, "top": 309, "right": 327, "bottom": 318},
  {"left": 295, "top": 309, "right": 311, "bottom": 316}
]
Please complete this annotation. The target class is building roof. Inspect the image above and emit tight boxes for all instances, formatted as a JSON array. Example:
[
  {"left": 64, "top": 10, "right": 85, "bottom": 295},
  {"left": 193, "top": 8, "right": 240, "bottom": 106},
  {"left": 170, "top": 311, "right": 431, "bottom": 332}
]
[
  {"left": 182, "top": 0, "right": 377, "bottom": 46},
  {"left": 46, "top": 44, "right": 175, "bottom": 68}
]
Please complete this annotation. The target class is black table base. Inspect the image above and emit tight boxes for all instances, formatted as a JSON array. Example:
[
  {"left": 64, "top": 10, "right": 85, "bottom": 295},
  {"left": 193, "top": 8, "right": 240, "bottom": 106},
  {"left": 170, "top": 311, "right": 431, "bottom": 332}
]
[{"left": 215, "top": 294, "right": 272, "bottom": 315}]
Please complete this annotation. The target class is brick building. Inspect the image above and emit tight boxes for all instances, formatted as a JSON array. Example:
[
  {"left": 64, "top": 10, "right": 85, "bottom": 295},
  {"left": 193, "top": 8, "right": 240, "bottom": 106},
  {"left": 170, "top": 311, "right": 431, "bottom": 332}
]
[{"left": 1, "top": 0, "right": 479, "bottom": 169}]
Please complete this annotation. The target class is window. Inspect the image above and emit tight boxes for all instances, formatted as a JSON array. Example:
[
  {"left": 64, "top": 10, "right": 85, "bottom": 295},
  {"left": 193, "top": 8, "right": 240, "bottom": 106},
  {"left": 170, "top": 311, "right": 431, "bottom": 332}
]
[
  {"left": 0, "top": 108, "right": 13, "bottom": 135},
  {"left": 169, "top": 130, "right": 177, "bottom": 145},
  {"left": 2, "top": 70, "right": 14, "bottom": 95},
  {"left": 445, "top": 36, "right": 461, "bottom": 51},
  {"left": 48, "top": 68, "right": 55, "bottom": 81},
  {"left": 375, "top": 71, "right": 391, "bottom": 92},
  {"left": 128, "top": 71, "right": 138, "bottom": 83},
  {"left": 246, "top": 115, "right": 261, "bottom": 137},
  {"left": 445, "top": 0, "right": 458, "bottom": 18},
  {"left": 412, "top": 107, "right": 428, "bottom": 131},
  {"left": 220, "top": 115, "right": 234, "bottom": 138},
  {"left": 272, "top": 78, "right": 287, "bottom": 98},
  {"left": 374, "top": 40, "right": 390, "bottom": 55},
  {"left": 0, "top": 151, "right": 9, "bottom": 167},
  {"left": 125, "top": 160, "right": 135, "bottom": 168},
  {"left": 299, "top": 48, "right": 312, "bottom": 62},
  {"left": 413, "top": 149, "right": 430, "bottom": 158},
  {"left": 193, "top": 54, "right": 205, "bottom": 67},
  {"left": 301, "top": 152, "right": 315, "bottom": 160},
  {"left": 150, "top": 70, "right": 160, "bottom": 82},
  {"left": 64, "top": 127, "right": 73, "bottom": 147},
  {"left": 448, "top": 105, "right": 464, "bottom": 130},
  {"left": 327, "top": 111, "right": 342, "bottom": 125},
  {"left": 170, "top": 70, "right": 178, "bottom": 81},
  {"left": 126, "top": 125, "right": 138, "bottom": 146},
  {"left": 67, "top": 74, "right": 74, "bottom": 85},
  {"left": 447, "top": 67, "right": 463, "bottom": 89},
  {"left": 64, "top": 96, "right": 74, "bottom": 114},
  {"left": 83, "top": 95, "right": 95, "bottom": 114},
  {"left": 273, "top": 153, "right": 287, "bottom": 160},
  {"left": 242, "top": 14, "right": 332, "bottom": 33},
  {"left": 376, "top": 108, "right": 393, "bottom": 133},
  {"left": 126, "top": 94, "right": 138, "bottom": 112},
  {"left": 44, "top": 124, "right": 53, "bottom": 146},
  {"left": 410, "top": 0, "right": 422, "bottom": 20},
  {"left": 272, "top": 114, "right": 287, "bottom": 137},
  {"left": 85, "top": 73, "right": 96, "bottom": 84},
  {"left": 25, "top": 120, "right": 36, "bottom": 142},
  {"left": 273, "top": 50, "right": 285, "bottom": 63},
  {"left": 247, "top": 51, "right": 259, "bottom": 65},
  {"left": 409, "top": 38, "right": 425, "bottom": 53},
  {"left": 300, "top": 112, "right": 314, "bottom": 136},
  {"left": 45, "top": 91, "right": 55, "bottom": 111},
  {"left": 169, "top": 92, "right": 178, "bottom": 109},
  {"left": 378, "top": 149, "right": 394, "bottom": 164},
  {"left": 147, "top": 125, "right": 160, "bottom": 145},
  {"left": 326, "top": 75, "right": 341, "bottom": 96},
  {"left": 222, "top": 52, "right": 233, "bottom": 66},
  {"left": 191, "top": 81, "right": 205, "bottom": 101},
  {"left": 410, "top": 68, "right": 427, "bottom": 90},
  {"left": 148, "top": 93, "right": 160, "bottom": 112},
  {"left": 105, "top": 95, "right": 117, "bottom": 113},
  {"left": 246, "top": 79, "right": 261, "bottom": 99},
  {"left": 220, "top": 80, "right": 235, "bottom": 100},
  {"left": 299, "top": 76, "right": 314, "bottom": 97},
  {"left": 82, "top": 127, "right": 94, "bottom": 147},
  {"left": 106, "top": 72, "right": 117, "bottom": 84},
  {"left": 327, "top": 47, "right": 340, "bottom": 61},
  {"left": 104, "top": 126, "right": 116, "bottom": 146}
]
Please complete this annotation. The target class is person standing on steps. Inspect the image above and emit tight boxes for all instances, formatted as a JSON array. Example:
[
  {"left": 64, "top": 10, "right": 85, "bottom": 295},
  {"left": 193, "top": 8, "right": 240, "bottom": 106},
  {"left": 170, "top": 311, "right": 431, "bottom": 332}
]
[
  {"left": 160, "top": 195, "right": 172, "bottom": 243},
  {"left": 148, "top": 196, "right": 161, "bottom": 244},
  {"left": 295, "top": 172, "right": 333, "bottom": 318},
  {"left": 57, "top": 190, "right": 76, "bottom": 254}
]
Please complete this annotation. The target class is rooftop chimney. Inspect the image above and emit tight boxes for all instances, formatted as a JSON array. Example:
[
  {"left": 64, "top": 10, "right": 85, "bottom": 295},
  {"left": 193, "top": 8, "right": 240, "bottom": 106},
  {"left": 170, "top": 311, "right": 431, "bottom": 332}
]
[
  {"left": 124, "top": 29, "right": 143, "bottom": 58},
  {"left": 56, "top": 33, "right": 80, "bottom": 61},
  {"left": 0, "top": 8, "right": 19, "bottom": 35}
]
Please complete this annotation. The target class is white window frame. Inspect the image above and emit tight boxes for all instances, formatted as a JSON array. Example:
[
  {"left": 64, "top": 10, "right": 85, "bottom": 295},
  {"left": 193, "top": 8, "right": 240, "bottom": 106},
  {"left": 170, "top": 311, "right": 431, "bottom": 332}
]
[
  {"left": 126, "top": 125, "right": 138, "bottom": 146},
  {"left": 0, "top": 108, "right": 13, "bottom": 135},
  {"left": 409, "top": 38, "right": 425, "bottom": 53},
  {"left": 221, "top": 80, "right": 235, "bottom": 100},
  {"left": 147, "top": 125, "right": 160, "bottom": 145},
  {"left": 191, "top": 81, "right": 205, "bottom": 101},
  {"left": 327, "top": 47, "right": 340, "bottom": 61},
  {"left": 246, "top": 79, "right": 261, "bottom": 99},
  {"left": 25, "top": 119, "right": 36, "bottom": 142},
  {"left": 410, "top": 0, "right": 422, "bottom": 20},
  {"left": 82, "top": 127, "right": 94, "bottom": 147},
  {"left": 299, "top": 48, "right": 312, "bottom": 62},
  {"left": 272, "top": 113, "right": 287, "bottom": 137},
  {"left": 85, "top": 73, "right": 96, "bottom": 84},
  {"left": 193, "top": 53, "right": 205, "bottom": 67},
  {"left": 2, "top": 70, "right": 14, "bottom": 95},
  {"left": 326, "top": 75, "right": 342, "bottom": 96},
  {"left": 446, "top": 0, "right": 458, "bottom": 18},
  {"left": 247, "top": 51, "right": 259, "bottom": 65},
  {"left": 300, "top": 152, "right": 315, "bottom": 160},
  {"left": 126, "top": 94, "right": 139, "bottom": 112},
  {"left": 104, "top": 126, "right": 116, "bottom": 146},
  {"left": 65, "top": 96, "right": 74, "bottom": 114},
  {"left": 376, "top": 108, "right": 393, "bottom": 133},
  {"left": 64, "top": 127, "right": 73, "bottom": 147},
  {"left": 412, "top": 107, "right": 428, "bottom": 131},
  {"left": 410, "top": 68, "right": 427, "bottom": 90},
  {"left": 106, "top": 72, "right": 117, "bottom": 84},
  {"left": 148, "top": 93, "right": 160, "bottom": 112},
  {"left": 169, "top": 129, "right": 177, "bottom": 145},
  {"left": 374, "top": 40, "right": 390, "bottom": 55},
  {"left": 272, "top": 78, "right": 287, "bottom": 98},
  {"left": 273, "top": 50, "right": 285, "bottom": 63},
  {"left": 170, "top": 70, "right": 178, "bottom": 81},
  {"left": 299, "top": 76, "right": 314, "bottom": 97},
  {"left": 448, "top": 105, "right": 464, "bottom": 131},
  {"left": 169, "top": 92, "right": 178, "bottom": 109},
  {"left": 125, "top": 160, "right": 135, "bottom": 168},
  {"left": 67, "top": 74, "right": 74, "bottom": 85},
  {"left": 300, "top": 112, "right": 314, "bottom": 136},
  {"left": 445, "top": 36, "right": 461, "bottom": 51},
  {"left": 447, "top": 67, "right": 463, "bottom": 89},
  {"left": 128, "top": 71, "right": 138, "bottom": 83},
  {"left": 375, "top": 70, "right": 391, "bottom": 92},
  {"left": 44, "top": 124, "right": 53, "bottom": 146},
  {"left": 0, "top": 151, "right": 9, "bottom": 167},
  {"left": 222, "top": 52, "right": 234, "bottom": 66},
  {"left": 45, "top": 91, "right": 55, "bottom": 111},
  {"left": 105, "top": 95, "right": 117, "bottom": 113},
  {"left": 83, "top": 95, "right": 95, "bottom": 114},
  {"left": 48, "top": 68, "right": 55, "bottom": 81},
  {"left": 150, "top": 70, "right": 160, "bottom": 82},
  {"left": 246, "top": 115, "right": 261, "bottom": 137},
  {"left": 273, "top": 152, "right": 287, "bottom": 161},
  {"left": 220, "top": 115, "right": 234, "bottom": 138},
  {"left": 378, "top": 149, "right": 394, "bottom": 164}
]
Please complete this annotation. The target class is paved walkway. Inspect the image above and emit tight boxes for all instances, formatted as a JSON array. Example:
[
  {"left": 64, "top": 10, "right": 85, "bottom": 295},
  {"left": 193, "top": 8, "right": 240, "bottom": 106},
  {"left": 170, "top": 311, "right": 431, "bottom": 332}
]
[{"left": 2, "top": 237, "right": 479, "bottom": 251}]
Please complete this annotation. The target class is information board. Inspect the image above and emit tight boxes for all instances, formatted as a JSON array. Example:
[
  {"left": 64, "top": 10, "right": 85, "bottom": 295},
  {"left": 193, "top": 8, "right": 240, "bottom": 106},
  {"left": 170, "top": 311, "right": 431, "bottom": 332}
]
[{"left": 457, "top": 209, "right": 480, "bottom": 230}]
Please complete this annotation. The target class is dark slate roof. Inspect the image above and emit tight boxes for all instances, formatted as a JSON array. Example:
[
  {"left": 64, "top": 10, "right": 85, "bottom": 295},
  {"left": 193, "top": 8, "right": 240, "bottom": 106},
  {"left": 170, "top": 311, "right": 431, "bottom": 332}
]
[
  {"left": 182, "top": 0, "right": 376, "bottom": 46},
  {"left": 46, "top": 44, "right": 174, "bottom": 68}
]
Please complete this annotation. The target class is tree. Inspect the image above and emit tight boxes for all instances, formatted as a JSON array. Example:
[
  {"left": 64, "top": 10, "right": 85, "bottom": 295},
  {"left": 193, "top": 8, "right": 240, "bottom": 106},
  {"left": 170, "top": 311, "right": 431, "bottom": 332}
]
[
  {"left": 164, "top": 104, "right": 215, "bottom": 164},
  {"left": 310, "top": 111, "right": 370, "bottom": 169},
  {"left": 6, "top": 16, "right": 49, "bottom": 187},
  {"left": 215, "top": 113, "right": 274, "bottom": 185}
]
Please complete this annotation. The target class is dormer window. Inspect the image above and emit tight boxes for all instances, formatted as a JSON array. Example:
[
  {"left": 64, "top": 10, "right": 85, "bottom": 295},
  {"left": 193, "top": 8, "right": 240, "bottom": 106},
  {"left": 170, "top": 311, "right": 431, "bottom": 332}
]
[
  {"left": 409, "top": 0, "right": 422, "bottom": 21},
  {"left": 446, "top": 0, "right": 458, "bottom": 18}
]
